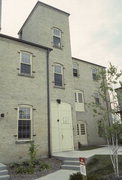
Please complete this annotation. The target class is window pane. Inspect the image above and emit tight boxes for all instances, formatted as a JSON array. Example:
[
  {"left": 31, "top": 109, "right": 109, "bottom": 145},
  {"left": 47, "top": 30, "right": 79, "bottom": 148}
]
[
  {"left": 95, "top": 97, "right": 100, "bottom": 104},
  {"left": 78, "top": 93, "right": 83, "bottom": 103},
  {"left": 73, "top": 63, "right": 78, "bottom": 69},
  {"left": 21, "top": 63, "right": 31, "bottom": 74},
  {"left": 75, "top": 93, "right": 77, "bottom": 102},
  {"left": 53, "top": 29, "right": 61, "bottom": 37},
  {"left": 92, "top": 69, "right": 97, "bottom": 80},
  {"left": 73, "top": 69, "right": 78, "bottom": 77},
  {"left": 54, "top": 65, "right": 61, "bottom": 74},
  {"left": 93, "top": 73, "right": 97, "bottom": 80},
  {"left": 54, "top": 73, "right": 62, "bottom": 86},
  {"left": 80, "top": 124, "right": 85, "bottom": 135},
  {"left": 77, "top": 124, "right": 79, "bottom": 135},
  {"left": 18, "top": 120, "right": 31, "bottom": 139},
  {"left": 53, "top": 36, "right": 61, "bottom": 47},
  {"left": 21, "top": 53, "right": 30, "bottom": 64},
  {"left": 19, "top": 107, "right": 30, "bottom": 119}
]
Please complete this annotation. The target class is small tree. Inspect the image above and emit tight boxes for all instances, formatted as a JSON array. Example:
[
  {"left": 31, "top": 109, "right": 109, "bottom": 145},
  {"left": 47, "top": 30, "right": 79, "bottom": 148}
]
[{"left": 89, "top": 63, "right": 122, "bottom": 179}]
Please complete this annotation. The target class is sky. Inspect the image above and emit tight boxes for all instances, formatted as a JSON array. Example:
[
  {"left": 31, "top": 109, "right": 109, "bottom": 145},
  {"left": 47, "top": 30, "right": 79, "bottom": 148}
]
[{"left": 1, "top": 0, "right": 122, "bottom": 73}]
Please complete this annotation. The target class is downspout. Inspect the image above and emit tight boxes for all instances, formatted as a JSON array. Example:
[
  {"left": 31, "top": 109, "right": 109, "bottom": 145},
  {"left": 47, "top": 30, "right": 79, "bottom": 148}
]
[
  {"left": 0, "top": 0, "right": 2, "bottom": 31},
  {"left": 46, "top": 49, "right": 51, "bottom": 158}
]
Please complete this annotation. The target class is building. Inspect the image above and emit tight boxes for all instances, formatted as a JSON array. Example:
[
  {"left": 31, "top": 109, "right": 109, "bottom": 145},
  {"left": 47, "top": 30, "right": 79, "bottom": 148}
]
[
  {"left": 0, "top": 1, "right": 106, "bottom": 163},
  {"left": 116, "top": 86, "right": 122, "bottom": 121}
]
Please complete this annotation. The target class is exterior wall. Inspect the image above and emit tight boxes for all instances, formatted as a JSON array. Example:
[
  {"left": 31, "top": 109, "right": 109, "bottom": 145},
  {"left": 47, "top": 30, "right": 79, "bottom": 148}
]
[
  {"left": 0, "top": 37, "right": 48, "bottom": 163},
  {"left": 72, "top": 58, "right": 106, "bottom": 146},
  {"left": 116, "top": 87, "right": 122, "bottom": 121},
  {"left": 20, "top": 3, "right": 77, "bottom": 149},
  {"left": 0, "top": 2, "right": 108, "bottom": 164}
]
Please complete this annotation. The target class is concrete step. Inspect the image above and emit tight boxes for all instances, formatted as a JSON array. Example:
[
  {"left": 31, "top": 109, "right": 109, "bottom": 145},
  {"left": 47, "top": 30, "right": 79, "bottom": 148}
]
[
  {"left": 0, "top": 169, "right": 8, "bottom": 176},
  {"left": 61, "top": 164, "right": 80, "bottom": 171},
  {"left": 63, "top": 160, "right": 79, "bottom": 166},
  {"left": 0, "top": 163, "right": 7, "bottom": 171},
  {"left": 0, "top": 175, "right": 10, "bottom": 180},
  {"left": 53, "top": 156, "right": 79, "bottom": 161}
]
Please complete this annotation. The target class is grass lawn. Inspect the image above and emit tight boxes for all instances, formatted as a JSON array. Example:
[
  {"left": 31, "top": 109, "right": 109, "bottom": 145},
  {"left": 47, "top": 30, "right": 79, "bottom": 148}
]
[{"left": 87, "top": 155, "right": 122, "bottom": 177}]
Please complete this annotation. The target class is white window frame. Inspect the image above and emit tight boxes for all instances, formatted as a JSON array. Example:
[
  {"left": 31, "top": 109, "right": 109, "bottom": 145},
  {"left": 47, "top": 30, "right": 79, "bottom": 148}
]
[
  {"left": 92, "top": 68, "right": 97, "bottom": 80},
  {"left": 75, "top": 91, "right": 84, "bottom": 103},
  {"left": 17, "top": 105, "right": 32, "bottom": 141},
  {"left": 20, "top": 51, "right": 32, "bottom": 76},
  {"left": 75, "top": 90, "right": 85, "bottom": 111},
  {"left": 53, "top": 28, "right": 62, "bottom": 48},
  {"left": 73, "top": 63, "right": 79, "bottom": 77},
  {"left": 53, "top": 64, "right": 64, "bottom": 87},
  {"left": 77, "top": 123, "right": 86, "bottom": 136}
]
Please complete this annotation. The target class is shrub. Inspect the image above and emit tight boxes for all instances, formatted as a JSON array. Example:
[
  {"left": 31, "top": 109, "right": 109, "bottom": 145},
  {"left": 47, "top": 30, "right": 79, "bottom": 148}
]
[
  {"left": 9, "top": 162, "right": 20, "bottom": 169},
  {"left": 39, "top": 163, "right": 50, "bottom": 171},
  {"left": 69, "top": 172, "right": 83, "bottom": 180},
  {"left": 29, "top": 142, "right": 38, "bottom": 166},
  {"left": 15, "top": 166, "right": 34, "bottom": 174},
  {"left": 69, "top": 172, "right": 107, "bottom": 180}
]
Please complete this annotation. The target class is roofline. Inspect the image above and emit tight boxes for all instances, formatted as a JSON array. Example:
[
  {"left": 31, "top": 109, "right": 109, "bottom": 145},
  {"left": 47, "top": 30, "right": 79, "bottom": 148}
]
[
  {"left": 72, "top": 57, "right": 106, "bottom": 68},
  {"left": 18, "top": 1, "right": 70, "bottom": 35},
  {"left": 0, "top": 34, "right": 53, "bottom": 51}
]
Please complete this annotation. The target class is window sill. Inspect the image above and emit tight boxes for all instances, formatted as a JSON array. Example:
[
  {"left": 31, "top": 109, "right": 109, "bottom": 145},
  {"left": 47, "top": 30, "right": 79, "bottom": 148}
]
[
  {"left": 15, "top": 140, "right": 34, "bottom": 144},
  {"left": 18, "top": 73, "right": 34, "bottom": 78},
  {"left": 53, "top": 45, "right": 63, "bottom": 50},
  {"left": 54, "top": 85, "right": 65, "bottom": 89},
  {"left": 73, "top": 75, "right": 80, "bottom": 78}
]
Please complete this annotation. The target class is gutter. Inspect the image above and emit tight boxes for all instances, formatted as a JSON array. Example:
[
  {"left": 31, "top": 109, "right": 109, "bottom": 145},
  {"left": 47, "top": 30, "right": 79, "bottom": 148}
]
[{"left": 46, "top": 49, "right": 52, "bottom": 158}]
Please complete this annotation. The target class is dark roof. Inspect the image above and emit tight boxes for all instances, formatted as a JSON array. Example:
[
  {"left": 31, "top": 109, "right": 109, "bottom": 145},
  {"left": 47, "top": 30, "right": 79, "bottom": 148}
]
[
  {"left": 18, "top": 1, "right": 70, "bottom": 35},
  {"left": 0, "top": 34, "right": 52, "bottom": 51},
  {"left": 72, "top": 57, "right": 106, "bottom": 68}
]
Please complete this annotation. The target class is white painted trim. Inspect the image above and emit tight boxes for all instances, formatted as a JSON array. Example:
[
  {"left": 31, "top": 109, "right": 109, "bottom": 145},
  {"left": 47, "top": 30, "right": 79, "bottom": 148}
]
[
  {"left": 20, "top": 51, "right": 32, "bottom": 76},
  {"left": 17, "top": 105, "right": 32, "bottom": 141}
]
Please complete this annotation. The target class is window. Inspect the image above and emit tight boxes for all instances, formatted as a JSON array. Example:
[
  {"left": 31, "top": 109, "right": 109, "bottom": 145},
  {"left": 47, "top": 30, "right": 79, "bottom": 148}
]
[
  {"left": 53, "top": 28, "right": 62, "bottom": 48},
  {"left": 80, "top": 124, "right": 86, "bottom": 135},
  {"left": 77, "top": 124, "right": 79, "bottom": 135},
  {"left": 94, "top": 93, "right": 100, "bottom": 104},
  {"left": 20, "top": 52, "right": 32, "bottom": 75},
  {"left": 73, "top": 63, "right": 79, "bottom": 77},
  {"left": 18, "top": 106, "right": 32, "bottom": 140},
  {"left": 75, "top": 91, "right": 83, "bottom": 103},
  {"left": 54, "top": 64, "right": 63, "bottom": 87},
  {"left": 77, "top": 123, "right": 86, "bottom": 136},
  {"left": 92, "top": 68, "right": 97, "bottom": 80}
]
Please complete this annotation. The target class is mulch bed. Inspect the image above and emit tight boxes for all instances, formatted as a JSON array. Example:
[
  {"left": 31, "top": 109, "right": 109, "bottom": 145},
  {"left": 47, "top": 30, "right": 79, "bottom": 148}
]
[{"left": 8, "top": 158, "right": 62, "bottom": 180}]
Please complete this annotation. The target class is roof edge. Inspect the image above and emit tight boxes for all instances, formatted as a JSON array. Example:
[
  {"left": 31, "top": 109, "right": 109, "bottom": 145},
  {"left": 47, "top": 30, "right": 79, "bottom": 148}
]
[
  {"left": 0, "top": 33, "right": 53, "bottom": 51},
  {"left": 18, "top": 1, "right": 70, "bottom": 35},
  {"left": 72, "top": 57, "right": 106, "bottom": 68}
]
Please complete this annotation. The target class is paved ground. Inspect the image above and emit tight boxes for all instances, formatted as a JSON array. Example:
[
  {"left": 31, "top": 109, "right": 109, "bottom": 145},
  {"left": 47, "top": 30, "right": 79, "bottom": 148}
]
[
  {"left": 36, "top": 146, "right": 122, "bottom": 180},
  {"left": 36, "top": 170, "right": 77, "bottom": 180},
  {"left": 53, "top": 146, "right": 122, "bottom": 159}
]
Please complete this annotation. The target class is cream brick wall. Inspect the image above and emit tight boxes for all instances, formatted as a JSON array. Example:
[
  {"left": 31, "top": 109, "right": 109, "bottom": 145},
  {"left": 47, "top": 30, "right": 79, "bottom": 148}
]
[
  {"left": 20, "top": 3, "right": 77, "bottom": 149},
  {"left": 0, "top": 37, "right": 49, "bottom": 163},
  {"left": 72, "top": 58, "right": 106, "bottom": 145}
]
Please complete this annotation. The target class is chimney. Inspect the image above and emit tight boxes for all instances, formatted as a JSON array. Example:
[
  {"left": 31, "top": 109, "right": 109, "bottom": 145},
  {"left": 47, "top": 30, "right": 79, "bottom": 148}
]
[{"left": 0, "top": 0, "right": 2, "bottom": 31}]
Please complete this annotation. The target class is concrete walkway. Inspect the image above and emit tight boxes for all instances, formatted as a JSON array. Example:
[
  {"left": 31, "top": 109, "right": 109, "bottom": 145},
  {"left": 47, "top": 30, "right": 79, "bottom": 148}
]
[
  {"left": 36, "top": 146, "right": 122, "bottom": 180},
  {"left": 36, "top": 170, "right": 77, "bottom": 180},
  {"left": 53, "top": 146, "right": 122, "bottom": 159}
]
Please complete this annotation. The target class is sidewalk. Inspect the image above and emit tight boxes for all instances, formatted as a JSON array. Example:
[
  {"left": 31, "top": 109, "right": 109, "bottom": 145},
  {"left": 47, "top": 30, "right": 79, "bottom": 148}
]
[
  {"left": 36, "top": 146, "right": 122, "bottom": 180},
  {"left": 36, "top": 170, "right": 77, "bottom": 180},
  {"left": 53, "top": 146, "right": 122, "bottom": 159}
]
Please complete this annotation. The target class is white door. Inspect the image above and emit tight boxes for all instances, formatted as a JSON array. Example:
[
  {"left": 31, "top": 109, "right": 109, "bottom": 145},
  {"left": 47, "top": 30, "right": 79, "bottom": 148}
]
[
  {"left": 51, "top": 102, "right": 74, "bottom": 152},
  {"left": 77, "top": 122, "right": 88, "bottom": 145}
]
